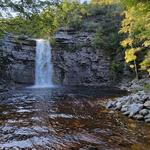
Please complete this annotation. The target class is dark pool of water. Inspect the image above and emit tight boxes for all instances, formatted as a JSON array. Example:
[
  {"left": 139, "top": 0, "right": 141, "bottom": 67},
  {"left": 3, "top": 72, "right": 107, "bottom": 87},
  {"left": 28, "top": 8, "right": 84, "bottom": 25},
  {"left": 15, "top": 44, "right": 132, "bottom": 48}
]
[{"left": 0, "top": 86, "right": 150, "bottom": 150}]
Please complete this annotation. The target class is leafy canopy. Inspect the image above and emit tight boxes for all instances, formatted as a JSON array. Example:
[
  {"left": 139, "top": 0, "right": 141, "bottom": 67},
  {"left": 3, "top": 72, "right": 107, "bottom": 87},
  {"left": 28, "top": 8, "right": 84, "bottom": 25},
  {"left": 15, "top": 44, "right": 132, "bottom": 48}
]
[
  {"left": 0, "top": 0, "right": 88, "bottom": 38},
  {"left": 0, "top": 0, "right": 150, "bottom": 77},
  {"left": 120, "top": 0, "right": 150, "bottom": 76}
]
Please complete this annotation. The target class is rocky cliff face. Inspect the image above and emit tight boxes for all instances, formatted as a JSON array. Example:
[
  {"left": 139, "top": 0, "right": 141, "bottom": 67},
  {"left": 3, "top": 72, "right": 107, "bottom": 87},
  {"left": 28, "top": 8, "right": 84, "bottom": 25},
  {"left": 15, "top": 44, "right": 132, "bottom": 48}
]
[
  {"left": 0, "top": 32, "right": 111, "bottom": 87},
  {"left": 52, "top": 5, "right": 122, "bottom": 85},
  {"left": 0, "top": 35, "right": 36, "bottom": 86},
  {"left": 0, "top": 31, "right": 114, "bottom": 87},
  {"left": 0, "top": 4, "right": 123, "bottom": 88},
  {"left": 52, "top": 28, "right": 110, "bottom": 85}
]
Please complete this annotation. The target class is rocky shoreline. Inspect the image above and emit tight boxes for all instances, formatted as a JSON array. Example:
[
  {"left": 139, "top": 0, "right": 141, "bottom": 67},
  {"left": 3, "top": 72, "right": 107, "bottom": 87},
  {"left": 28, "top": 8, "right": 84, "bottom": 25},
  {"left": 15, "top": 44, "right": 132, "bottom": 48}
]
[{"left": 106, "top": 79, "right": 150, "bottom": 123}]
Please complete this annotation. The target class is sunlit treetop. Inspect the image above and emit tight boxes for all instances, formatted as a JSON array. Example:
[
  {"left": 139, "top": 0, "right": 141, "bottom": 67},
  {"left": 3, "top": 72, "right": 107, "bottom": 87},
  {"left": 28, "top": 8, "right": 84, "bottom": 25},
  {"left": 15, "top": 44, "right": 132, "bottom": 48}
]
[
  {"left": 120, "top": 0, "right": 150, "bottom": 76},
  {"left": 91, "top": 0, "right": 119, "bottom": 5},
  {"left": 0, "top": 0, "right": 62, "bottom": 18},
  {"left": 0, "top": 0, "right": 88, "bottom": 37}
]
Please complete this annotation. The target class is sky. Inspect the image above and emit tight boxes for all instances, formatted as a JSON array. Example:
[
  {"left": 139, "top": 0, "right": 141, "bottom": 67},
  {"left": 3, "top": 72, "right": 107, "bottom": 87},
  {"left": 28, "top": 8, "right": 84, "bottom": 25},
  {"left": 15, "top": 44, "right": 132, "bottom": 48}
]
[{"left": 80, "top": 0, "right": 90, "bottom": 3}]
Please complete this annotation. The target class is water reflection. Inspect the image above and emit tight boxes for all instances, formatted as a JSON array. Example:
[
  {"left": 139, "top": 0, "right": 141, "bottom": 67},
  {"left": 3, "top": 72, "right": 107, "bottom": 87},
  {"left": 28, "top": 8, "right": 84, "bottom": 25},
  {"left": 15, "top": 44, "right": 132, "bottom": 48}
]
[{"left": 0, "top": 86, "right": 150, "bottom": 149}]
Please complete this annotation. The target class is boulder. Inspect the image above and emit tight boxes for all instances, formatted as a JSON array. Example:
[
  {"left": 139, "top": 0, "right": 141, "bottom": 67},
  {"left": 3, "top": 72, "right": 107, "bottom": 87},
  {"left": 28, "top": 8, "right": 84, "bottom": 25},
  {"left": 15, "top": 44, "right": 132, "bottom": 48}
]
[
  {"left": 133, "top": 114, "right": 144, "bottom": 120},
  {"left": 128, "top": 104, "right": 143, "bottom": 117},
  {"left": 139, "top": 109, "right": 149, "bottom": 116},
  {"left": 144, "top": 101, "right": 150, "bottom": 109},
  {"left": 121, "top": 107, "right": 128, "bottom": 112},
  {"left": 145, "top": 119, "right": 150, "bottom": 123},
  {"left": 106, "top": 101, "right": 115, "bottom": 109},
  {"left": 123, "top": 111, "right": 130, "bottom": 116},
  {"left": 144, "top": 114, "right": 150, "bottom": 120}
]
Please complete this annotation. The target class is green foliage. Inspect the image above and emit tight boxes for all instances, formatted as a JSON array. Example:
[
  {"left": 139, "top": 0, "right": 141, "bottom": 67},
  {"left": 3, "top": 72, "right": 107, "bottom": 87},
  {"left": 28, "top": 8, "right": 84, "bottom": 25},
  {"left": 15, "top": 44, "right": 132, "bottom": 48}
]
[
  {"left": 83, "top": 21, "right": 97, "bottom": 32},
  {"left": 60, "top": 0, "right": 88, "bottom": 29},
  {"left": 0, "top": 0, "right": 59, "bottom": 17},
  {"left": 1, "top": 0, "right": 150, "bottom": 79},
  {"left": 87, "top": 0, "right": 122, "bottom": 55},
  {"left": 109, "top": 60, "right": 124, "bottom": 81},
  {"left": 67, "top": 15, "right": 82, "bottom": 29},
  {"left": 120, "top": 0, "right": 150, "bottom": 76},
  {"left": 91, "top": 0, "right": 118, "bottom": 5},
  {"left": 0, "top": 0, "right": 88, "bottom": 38},
  {"left": 140, "top": 51, "right": 150, "bottom": 75},
  {"left": 91, "top": 4, "right": 121, "bottom": 54},
  {"left": 89, "top": 0, "right": 124, "bottom": 81},
  {"left": 92, "top": 27, "right": 120, "bottom": 53},
  {"left": 144, "top": 83, "right": 150, "bottom": 92}
]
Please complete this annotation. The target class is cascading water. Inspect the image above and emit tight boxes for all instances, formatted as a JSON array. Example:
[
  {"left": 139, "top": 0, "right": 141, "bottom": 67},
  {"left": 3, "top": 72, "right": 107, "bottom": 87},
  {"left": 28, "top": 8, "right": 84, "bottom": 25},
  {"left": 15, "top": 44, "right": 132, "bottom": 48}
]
[{"left": 34, "top": 39, "right": 54, "bottom": 88}]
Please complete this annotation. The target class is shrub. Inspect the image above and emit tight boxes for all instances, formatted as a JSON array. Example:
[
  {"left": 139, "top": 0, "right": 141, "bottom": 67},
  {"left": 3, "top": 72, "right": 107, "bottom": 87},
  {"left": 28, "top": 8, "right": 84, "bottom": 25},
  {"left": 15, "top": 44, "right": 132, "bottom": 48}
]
[{"left": 109, "top": 60, "right": 124, "bottom": 81}]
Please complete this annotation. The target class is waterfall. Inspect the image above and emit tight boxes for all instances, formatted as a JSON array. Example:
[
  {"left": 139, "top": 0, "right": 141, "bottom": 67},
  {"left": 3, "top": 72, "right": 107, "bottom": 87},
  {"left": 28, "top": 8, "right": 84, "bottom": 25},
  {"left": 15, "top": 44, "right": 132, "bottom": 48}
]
[{"left": 34, "top": 39, "right": 54, "bottom": 88}]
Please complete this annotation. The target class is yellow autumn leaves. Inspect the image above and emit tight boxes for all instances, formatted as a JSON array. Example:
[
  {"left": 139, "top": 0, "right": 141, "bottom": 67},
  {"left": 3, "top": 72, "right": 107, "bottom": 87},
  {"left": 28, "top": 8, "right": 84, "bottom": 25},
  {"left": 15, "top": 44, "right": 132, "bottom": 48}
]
[{"left": 120, "top": 0, "right": 150, "bottom": 76}]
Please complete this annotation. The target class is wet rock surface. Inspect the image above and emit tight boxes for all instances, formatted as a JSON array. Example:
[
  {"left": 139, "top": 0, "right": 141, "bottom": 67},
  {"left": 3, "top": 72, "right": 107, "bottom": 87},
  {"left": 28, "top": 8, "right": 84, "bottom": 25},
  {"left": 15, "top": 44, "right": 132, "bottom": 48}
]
[
  {"left": 52, "top": 28, "right": 110, "bottom": 86},
  {"left": 0, "top": 32, "right": 111, "bottom": 87},
  {"left": 0, "top": 86, "right": 150, "bottom": 150},
  {"left": 0, "top": 34, "right": 36, "bottom": 86}
]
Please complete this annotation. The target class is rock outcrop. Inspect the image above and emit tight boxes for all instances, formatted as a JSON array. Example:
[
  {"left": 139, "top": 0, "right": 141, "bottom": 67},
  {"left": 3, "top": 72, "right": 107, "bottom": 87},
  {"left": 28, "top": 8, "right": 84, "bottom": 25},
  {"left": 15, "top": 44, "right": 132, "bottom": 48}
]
[
  {"left": 0, "top": 35, "right": 36, "bottom": 86},
  {"left": 0, "top": 31, "right": 111, "bottom": 87},
  {"left": 52, "top": 28, "right": 110, "bottom": 85}
]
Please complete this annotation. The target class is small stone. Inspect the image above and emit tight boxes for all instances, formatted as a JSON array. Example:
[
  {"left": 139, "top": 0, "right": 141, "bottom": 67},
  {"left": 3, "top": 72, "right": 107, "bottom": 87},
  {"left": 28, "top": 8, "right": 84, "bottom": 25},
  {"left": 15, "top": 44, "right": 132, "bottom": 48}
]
[
  {"left": 128, "top": 104, "right": 143, "bottom": 115},
  {"left": 121, "top": 107, "right": 128, "bottom": 112},
  {"left": 122, "top": 104, "right": 128, "bottom": 108},
  {"left": 139, "top": 109, "right": 149, "bottom": 116},
  {"left": 138, "top": 90, "right": 145, "bottom": 96},
  {"left": 144, "top": 101, "right": 150, "bottom": 109},
  {"left": 141, "top": 94, "right": 149, "bottom": 101},
  {"left": 79, "top": 145, "right": 98, "bottom": 150},
  {"left": 125, "top": 101, "right": 131, "bottom": 106},
  {"left": 145, "top": 119, "right": 150, "bottom": 123},
  {"left": 133, "top": 114, "right": 144, "bottom": 120},
  {"left": 129, "top": 112, "right": 134, "bottom": 118},
  {"left": 106, "top": 101, "right": 114, "bottom": 109},
  {"left": 123, "top": 111, "right": 130, "bottom": 116},
  {"left": 131, "top": 94, "right": 140, "bottom": 101},
  {"left": 144, "top": 114, "right": 150, "bottom": 119},
  {"left": 109, "top": 110, "right": 114, "bottom": 114},
  {"left": 115, "top": 103, "right": 122, "bottom": 110}
]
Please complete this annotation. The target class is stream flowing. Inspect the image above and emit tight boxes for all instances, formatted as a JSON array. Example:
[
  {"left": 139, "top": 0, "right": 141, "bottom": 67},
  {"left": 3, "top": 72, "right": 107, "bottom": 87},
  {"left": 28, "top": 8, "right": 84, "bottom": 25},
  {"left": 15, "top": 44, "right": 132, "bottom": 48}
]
[{"left": 0, "top": 86, "right": 150, "bottom": 149}]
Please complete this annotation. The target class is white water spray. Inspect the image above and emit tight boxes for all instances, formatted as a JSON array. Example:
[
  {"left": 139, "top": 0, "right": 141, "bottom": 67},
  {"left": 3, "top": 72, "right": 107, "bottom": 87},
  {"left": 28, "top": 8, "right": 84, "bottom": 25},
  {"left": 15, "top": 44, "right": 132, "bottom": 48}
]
[{"left": 34, "top": 39, "right": 54, "bottom": 88}]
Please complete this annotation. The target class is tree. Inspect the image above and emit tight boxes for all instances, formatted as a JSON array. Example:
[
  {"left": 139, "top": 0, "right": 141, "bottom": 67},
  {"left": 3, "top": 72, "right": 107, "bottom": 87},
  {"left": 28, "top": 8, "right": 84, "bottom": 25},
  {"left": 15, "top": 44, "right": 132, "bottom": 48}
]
[
  {"left": 0, "top": 0, "right": 61, "bottom": 17},
  {"left": 0, "top": 0, "right": 87, "bottom": 38},
  {"left": 91, "top": 0, "right": 118, "bottom": 5},
  {"left": 120, "top": 0, "right": 150, "bottom": 77}
]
